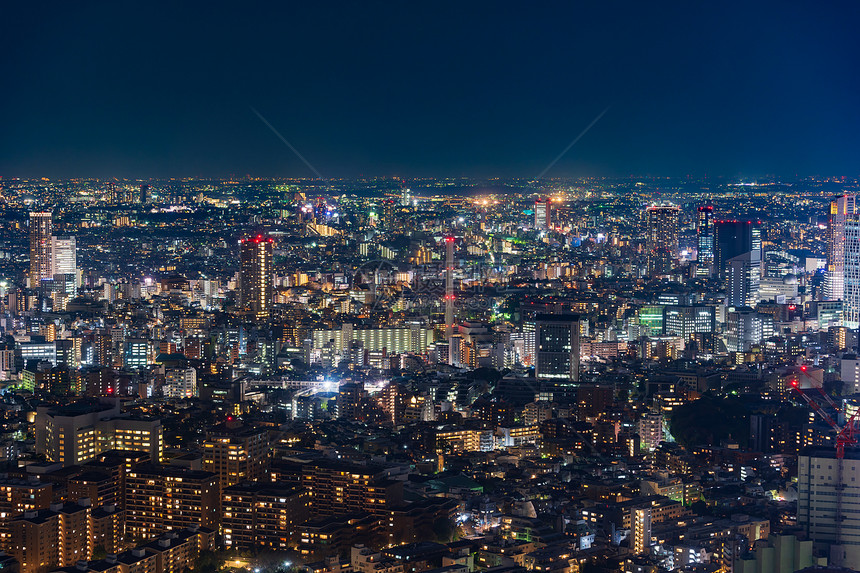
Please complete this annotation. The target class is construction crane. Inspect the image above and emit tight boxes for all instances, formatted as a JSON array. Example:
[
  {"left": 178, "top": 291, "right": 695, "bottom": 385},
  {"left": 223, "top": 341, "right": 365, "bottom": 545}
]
[
  {"left": 789, "top": 378, "right": 859, "bottom": 546},
  {"left": 789, "top": 378, "right": 858, "bottom": 458}
]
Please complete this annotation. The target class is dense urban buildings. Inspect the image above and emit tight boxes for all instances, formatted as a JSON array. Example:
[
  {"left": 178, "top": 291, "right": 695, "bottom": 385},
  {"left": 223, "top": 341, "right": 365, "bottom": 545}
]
[{"left": 0, "top": 175, "right": 853, "bottom": 572}]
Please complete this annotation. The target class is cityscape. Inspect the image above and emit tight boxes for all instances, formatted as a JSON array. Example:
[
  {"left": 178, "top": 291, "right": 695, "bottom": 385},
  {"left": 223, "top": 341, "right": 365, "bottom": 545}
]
[
  {"left": 3, "top": 3, "right": 860, "bottom": 573},
  {"left": 0, "top": 176, "right": 853, "bottom": 573}
]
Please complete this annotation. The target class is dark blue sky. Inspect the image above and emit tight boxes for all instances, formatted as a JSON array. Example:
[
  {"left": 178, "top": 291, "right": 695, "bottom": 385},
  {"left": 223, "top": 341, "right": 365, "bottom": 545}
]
[{"left": 3, "top": 2, "right": 860, "bottom": 179}]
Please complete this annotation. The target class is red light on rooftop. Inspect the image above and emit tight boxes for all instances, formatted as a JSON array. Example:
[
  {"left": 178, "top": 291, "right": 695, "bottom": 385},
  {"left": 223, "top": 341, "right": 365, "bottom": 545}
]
[
  {"left": 800, "top": 365, "right": 807, "bottom": 372},
  {"left": 445, "top": 237, "right": 454, "bottom": 243},
  {"left": 790, "top": 380, "right": 799, "bottom": 388}
]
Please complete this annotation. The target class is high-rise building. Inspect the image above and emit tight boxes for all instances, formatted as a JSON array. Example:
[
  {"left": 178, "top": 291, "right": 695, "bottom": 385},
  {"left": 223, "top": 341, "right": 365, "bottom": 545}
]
[
  {"left": 638, "top": 411, "right": 664, "bottom": 452},
  {"left": 29, "top": 212, "right": 52, "bottom": 286},
  {"left": 164, "top": 367, "right": 197, "bottom": 399},
  {"left": 631, "top": 507, "right": 652, "bottom": 555},
  {"left": 714, "top": 220, "right": 761, "bottom": 280},
  {"left": 797, "top": 448, "right": 860, "bottom": 567},
  {"left": 826, "top": 195, "right": 856, "bottom": 301},
  {"left": 49, "top": 235, "right": 76, "bottom": 277},
  {"left": 663, "top": 306, "right": 716, "bottom": 340},
  {"left": 125, "top": 465, "right": 220, "bottom": 542},
  {"left": 646, "top": 205, "right": 680, "bottom": 275},
  {"left": 201, "top": 422, "right": 269, "bottom": 489},
  {"left": 123, "top": 339, "right": 149, "bottom": 370},
  {"left": 535, "top": 314, "right": 580, "bottom": 384},
  {"left": 696, "top": 205, "right": 714, "bottom": 276},
  {"left": 844, "top": 216, "right": 860, "bottom": 328},
  {"left": 337, "top": 382, "right": 365, "bottom": 420},
  {"left": 222, "top": 483, "right": 309, "bottom": 550},
  {"left": 35, "top": 401, "right": 163, "bottom": 466},
  {"left": 239, "top": 234, "right": 274, "bottom": 320},
  {"left": 726, "top": 251, "right": 761, "bottom": 308},
  {"left": 726, "top": 309, "right": 773, "bottom": 353},
  {"left": 534, "top": 198, "right": 552, "bottom": 230},
  {"left": 5, "top": 501, "right": 97, "bottom": 573}
]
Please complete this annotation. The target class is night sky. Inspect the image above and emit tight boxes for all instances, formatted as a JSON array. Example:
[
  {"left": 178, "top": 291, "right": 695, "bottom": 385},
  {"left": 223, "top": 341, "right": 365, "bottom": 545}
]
[{"left": 3, "top": 2, "right": 860, "bottom": 179}]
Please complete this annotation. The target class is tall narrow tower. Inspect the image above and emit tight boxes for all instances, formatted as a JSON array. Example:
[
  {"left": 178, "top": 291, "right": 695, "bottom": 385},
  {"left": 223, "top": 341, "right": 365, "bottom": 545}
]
[
  {"left": 239, "top": 234, "right": 274, "bottom": 321},
  {"left": 645, "top": 205, "right": 680, "bottom": 275},
  {"left": 29, "top": 211, "right": 53, "bottom": 286},
  {"left": 445, "top": 237, "right": 455, "bottom": 364},
  {"left": 696, "top": 205, "right": 714, "bottom": 276},
  {"left": 826, "top": 194, "right": 856, "bottom": 301}
]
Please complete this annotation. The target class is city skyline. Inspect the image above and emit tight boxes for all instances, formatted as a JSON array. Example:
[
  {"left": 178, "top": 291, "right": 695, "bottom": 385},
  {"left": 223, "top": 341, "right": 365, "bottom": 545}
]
[{"left": 5, "top": 3, "right": 860, "bottom": 573}]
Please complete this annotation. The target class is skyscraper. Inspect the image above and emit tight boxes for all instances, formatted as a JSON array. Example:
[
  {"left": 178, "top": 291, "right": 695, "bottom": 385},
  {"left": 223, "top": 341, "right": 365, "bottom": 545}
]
[
  {"left": 239, "top": 234, "right": 274, "bottom": 320},
  {"left": 714, "top": 220, "right": 761, "bottom": 280},
  {"left": 696, "top": 205, "right": 714, "bottom": 276},
  {"left": 535, "top": 314, "right": 580, "bottom": 383},
  {"left": 825, "top": 194, "right": 856, "bottom": 301},
  {"left": 50, "top": 235, "right": 76, "bottom": 277},
  {"left": 646, "top": 205, "right": 680, "bottom": 275},
  {"left": 725, "top": 251, "right": 761, "bottom": 308},
  {"left": 29, "top": 211, "right": 52, "bottom": 286},
  {"left": 534, "top": 198, "right": 551, "bottom": 230},
  {"left": 843, "top": 216, "right": 860, "bottom": 328}
]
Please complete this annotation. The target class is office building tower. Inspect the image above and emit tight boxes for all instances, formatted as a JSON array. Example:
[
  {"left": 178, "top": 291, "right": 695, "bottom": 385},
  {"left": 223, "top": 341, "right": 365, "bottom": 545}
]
[
  {"left": 826, "top": 195, "right": 856, "bottom": 301},
  {"left": 201, "top": 422, "right": 269, "bottom": 489},
  {"left": 726, "top": 251, "right": 761, "bottom": 308},
  {"left": 123, "top": 339, "right": 149, "bottom": 370},
  {"left": 726, "top": 309, "right": 773, "bottom": 353},
  {"left": 239, "top": 234, "right": 273, "bottom": 321},
  {"left": 49, "top": 235, "right": 76, "bottom": 277},
  {"left": 714, "top": 220, "right": 762, "bottom": 280},
  {"left": 535, "top": 314, "right": 580, "bottom": 384},
  {"left": 663, "top": 306, "right": 716, "bottom": 340},
  {"left": 29, "top": 212, "right": 52, "bottom": 286},
  {"left": 125, "top": 465, "right": 220, "bottom": 542},
  {"left": 534, "top": 198, "right": 551, "bottom": 230},
  {"left": 798, "top": 448, "right": 860, "bottom": 567},
  {"left": 696, "top": 205, "right": 714, "bottom": 276},
  {"left": 844, "top": 216, "right": 860, "bottom": 328},
  {"left": 646, "top": 205, "right": 680, "bottom": 275}
]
